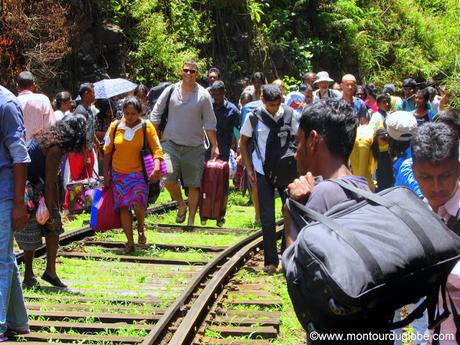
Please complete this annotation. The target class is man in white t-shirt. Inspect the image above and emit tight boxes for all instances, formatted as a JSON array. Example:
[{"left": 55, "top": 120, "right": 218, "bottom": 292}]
[{"left": 239, "top": 84, "right": 293, "bottom": 274}]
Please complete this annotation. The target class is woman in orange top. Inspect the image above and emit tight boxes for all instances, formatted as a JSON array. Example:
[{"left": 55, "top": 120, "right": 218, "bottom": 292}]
[{"left": 103, "top": 96, "right": 163, "bottom": 253}]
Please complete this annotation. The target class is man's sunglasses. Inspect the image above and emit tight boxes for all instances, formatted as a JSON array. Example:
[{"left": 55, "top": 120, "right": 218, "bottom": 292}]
[{"left": 183, "top": 69, "right": 197, "bottom": 74}]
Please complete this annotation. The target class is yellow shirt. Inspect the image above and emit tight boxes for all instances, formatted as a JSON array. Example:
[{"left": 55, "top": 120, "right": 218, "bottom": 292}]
[
  {"left": 349, "top": 125, "right": 376, "bottom": 191},
  {"left": 103, "top": 120, "right": 163, "bottom": 174}
]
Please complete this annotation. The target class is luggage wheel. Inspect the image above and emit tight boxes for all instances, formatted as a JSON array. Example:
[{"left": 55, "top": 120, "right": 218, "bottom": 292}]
[
  {"left": 200, "top": 220, "right": 207, "bottom": 225},
  {"left": 217, "top": 219, "right": 225, "bottom": 227}
]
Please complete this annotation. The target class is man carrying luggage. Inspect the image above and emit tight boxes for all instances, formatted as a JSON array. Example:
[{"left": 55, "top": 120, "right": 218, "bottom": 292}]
[
  {"left": 282, "top": 98, "right": 393, "bottom": 344},
  {"left": 412, "top": 122, "right": 460, "bottom": 344},
  {"left": 150, "top": 60, "right": 218, "bottom": 227}
]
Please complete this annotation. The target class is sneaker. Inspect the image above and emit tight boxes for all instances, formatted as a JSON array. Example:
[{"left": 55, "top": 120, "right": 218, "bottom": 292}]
[
  {"left": 263, "top": 264, "right": 278, "bottom": 275},
  {"left": 0, "top": 335, "right": 8, "bottom": 342},
  {"left": 22, "top": 276, "right": 40, "bottom": 289}
]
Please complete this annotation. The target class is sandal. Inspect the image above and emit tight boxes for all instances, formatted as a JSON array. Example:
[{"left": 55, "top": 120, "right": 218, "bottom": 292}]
[
  {"left": 175, "top": 207, "right": 187, "bottom": 224},
  {"left": 121, "top": 244, "right": 135, "bottom": 255},
  {"left": 138, "top": 229, "right": 147, "bottom": 247},
  {"left": 41, "top": 272, "right": 67, "bottom": 288}
]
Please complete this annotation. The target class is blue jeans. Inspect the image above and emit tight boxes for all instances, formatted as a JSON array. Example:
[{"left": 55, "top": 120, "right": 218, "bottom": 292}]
[
  {"left": 393, "top": 301, "right": 429, "bottom": 345},
  {"left": 0, "top": 200, "right": 28, "bottom": 335}
]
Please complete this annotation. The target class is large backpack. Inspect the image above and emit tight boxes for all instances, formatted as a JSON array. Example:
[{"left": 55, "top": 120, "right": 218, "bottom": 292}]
[
  {"left": 147, "top": 83, "right": 174, "bottom": 133},
  {"left": 284, "top": 180, "right": 460, "bottom": 333},
  {"left": 250, "top": 106, "right": 299, "bottom": 188}
]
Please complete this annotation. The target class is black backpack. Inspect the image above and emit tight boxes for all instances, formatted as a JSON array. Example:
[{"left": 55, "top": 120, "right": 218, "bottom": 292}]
[
  {"left": 250, "top": 106, "right": 299, "bottom": 188},
  {"left": 284, "top": 179, "right": 460, "bottom": 333},
  {"left": 147, "top": 82, "right": 174, "bottom": 132}
]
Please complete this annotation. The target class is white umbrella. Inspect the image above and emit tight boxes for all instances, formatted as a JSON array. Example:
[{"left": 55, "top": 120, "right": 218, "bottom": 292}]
[{"left": 94, "top": 78, "right": 137, "bottom": 99}]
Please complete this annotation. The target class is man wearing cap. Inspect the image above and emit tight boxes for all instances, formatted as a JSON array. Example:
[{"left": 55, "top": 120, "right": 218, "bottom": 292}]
[
  {"left": 16, "top": 71, "right": 55, "bottom": 141},
  {"left": 312, "top": 71, "right": 341, "bottom": 102},
  {"left": 284, "top": 90, "right": 306, "bottom": 133},
  {"left": 386, "top": 110, "right": 422, "bottom": 197},
  {"left": 397, "top": 78, "right": 417, "bottom": 112},
  {"left": 150, "top": 60, "right": 218, "bottom": 227}
]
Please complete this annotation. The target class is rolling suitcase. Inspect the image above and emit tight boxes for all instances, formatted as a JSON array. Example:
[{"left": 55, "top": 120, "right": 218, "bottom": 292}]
[{"left": 199, "top": 159, "right": 229, "bottom": 227}]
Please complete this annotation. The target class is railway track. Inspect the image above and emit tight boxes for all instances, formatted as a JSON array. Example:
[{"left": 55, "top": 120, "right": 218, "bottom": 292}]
[{"left": 10, "top": 201, "right": 285, "bottom": 345}]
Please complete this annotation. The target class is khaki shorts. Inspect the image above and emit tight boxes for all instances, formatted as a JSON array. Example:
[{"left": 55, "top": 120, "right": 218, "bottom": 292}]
[{"left": 162, "top": 140, "right": 205, "bottom": 188}]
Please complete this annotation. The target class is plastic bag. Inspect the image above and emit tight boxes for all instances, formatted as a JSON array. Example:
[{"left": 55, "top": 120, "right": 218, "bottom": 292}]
[
  {"left": 36, "top": 196, "right": 50, "bottom": 225},
  {"left": 228, "top": 150, "right": 237, "bottom": 179}
]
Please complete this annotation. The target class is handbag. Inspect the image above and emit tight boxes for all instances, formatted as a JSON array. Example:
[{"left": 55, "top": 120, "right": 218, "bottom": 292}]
[
  {"left": 65, "top": 167, "right": 103, "bottom": 214},
  {"left": 140, "top": 120, "right": 164, "bottom": 205},
  {"left": 90, "top": 186, "right": 121, "bottom": 232},
  {"left": 140, "top": 120, "right": 155, "bottom": 183}
]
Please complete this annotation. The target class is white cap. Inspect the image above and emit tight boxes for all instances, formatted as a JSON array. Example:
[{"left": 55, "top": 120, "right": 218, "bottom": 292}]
[{"left": 385, "top": 111, "right": 418, "bottom": 141}]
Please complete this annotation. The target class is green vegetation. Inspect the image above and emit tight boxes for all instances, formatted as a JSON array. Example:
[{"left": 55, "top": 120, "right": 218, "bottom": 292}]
[{"left": 112, "top": 0, "right": 459, "bottom": 102}]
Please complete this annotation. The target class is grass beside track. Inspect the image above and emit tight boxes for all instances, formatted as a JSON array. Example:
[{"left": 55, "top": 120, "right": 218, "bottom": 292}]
[{"left": 16, "top": 186, "right": 305, "bottom": 344}]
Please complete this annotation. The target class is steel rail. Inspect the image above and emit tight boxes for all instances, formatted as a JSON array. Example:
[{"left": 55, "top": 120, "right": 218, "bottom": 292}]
[
  {"left": 167, "top": 224, "right": 283, "bottom": 345},
  {"left": 142, "top": 222, "right": 283, "bottom": 345}
]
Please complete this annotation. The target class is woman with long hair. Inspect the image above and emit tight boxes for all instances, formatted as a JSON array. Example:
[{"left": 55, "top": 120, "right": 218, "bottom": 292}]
[
  {"left": 15, "top": 114, "right": 88, "bottom": 288},
  {"left": 413, "top": 88, "right": 435, "bottom": 126}
]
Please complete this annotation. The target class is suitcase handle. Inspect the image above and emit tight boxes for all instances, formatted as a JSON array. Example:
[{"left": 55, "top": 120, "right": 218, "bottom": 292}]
[
  {"left": 331, "top": 179, "right": 435, "bottom": 261},
  {"left": 287, "top": 198, "right": 385, "bottom": 281}
]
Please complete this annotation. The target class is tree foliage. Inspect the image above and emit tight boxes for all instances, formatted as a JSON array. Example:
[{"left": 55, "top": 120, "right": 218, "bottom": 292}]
[{"left": 0, "top": 0, "right": 74, "bottom": 91}]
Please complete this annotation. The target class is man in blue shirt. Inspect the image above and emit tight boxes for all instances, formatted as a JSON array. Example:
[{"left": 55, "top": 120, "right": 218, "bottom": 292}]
[
  {"left": 397, "top": 78, "right": 417, "bottom": 112},
  {"left": 0, "top": 84, "right": 30, "bottom": 341},
  {"left": 209, "top": 81, "right": 240, "bottom": 161},
  {"left": 340, "top": 74, "right": 368, "bottom": 124},
  {"left": 386, "top": 110, "right": 423, "bottom": 197}
]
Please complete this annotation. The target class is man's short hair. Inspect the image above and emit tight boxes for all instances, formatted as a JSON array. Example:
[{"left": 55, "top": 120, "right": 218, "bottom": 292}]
[
  {"left": 209, "top": 80, "right": 225, "bottom": 92},
  {"left": 403, "top": 78, "right": 417, "bottom": 88},
  {"left": 302, "top": 72, "right": 316, "bottom": 82},
  {"left": 383, "top": 84, "right": 396, "bottom": 95},
  {"left": 183, "top": 60, "right": 198, "bottom": 71},
  {"left": 341, "top": 74, "right": 356, "bottom": 83},
  {"left": 299, "top": 83, "right": 312, "bottom": 93},
  {"left": 251, "top": 71, "right": 265, "bottom": 83},
  {"left": 78, "top": 82, "right": 94, "bottom": 98},
  {"left": 435, "top": 109, "right": 460, "bottom": 136},
  {"left": 411, "top": 122, "right": 458, "bottom": 164},
  {"left": 262, "top": 84, "right": 282, "bottom": 101},
  {"left": 299, "top": 99, "right": 358, "bottom": 161},
  {"left": 208, "top": 67, "right": 220, "bottom": 77},
  {"left": 17, "top": 71, "right": 35, "bottom": 90}
]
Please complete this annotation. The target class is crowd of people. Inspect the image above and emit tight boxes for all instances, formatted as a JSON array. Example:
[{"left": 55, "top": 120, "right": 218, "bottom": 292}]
[{"left": 0, "top": 61, "right": 459, "bottom": 343}]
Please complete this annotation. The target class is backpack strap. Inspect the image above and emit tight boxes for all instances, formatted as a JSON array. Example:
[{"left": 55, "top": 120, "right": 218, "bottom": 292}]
[
  {"left": 447, "top": 208, "right": 460, "bottom": 235},
  {"left": 111, "top": 120, "right": 120, "bottom": 153},
  {"left": 249, "top": 111, "right": 262, "bottom": 161},
  {"left": 109, "top": 120, "right": 120, "bottom": 171},
  {"left": 332, "top": 179, "right": 436, "bottom": 262},
  {"left": 142, "top": 120, "right": 149, "bottom": 153},
  {"left": 159, "top": 85, "right": 175, "bottom": 131}
]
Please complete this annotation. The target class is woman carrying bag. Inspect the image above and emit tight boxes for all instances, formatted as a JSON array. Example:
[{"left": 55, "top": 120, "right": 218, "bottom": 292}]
[
  {"left": 103, "top": 96, "right": 163, "bottom": 254},
  {"left": 15, "top": 114, "right": 88, "bottom": 289}
]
